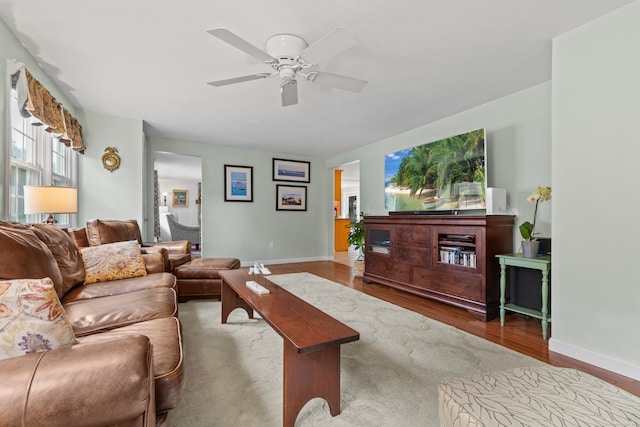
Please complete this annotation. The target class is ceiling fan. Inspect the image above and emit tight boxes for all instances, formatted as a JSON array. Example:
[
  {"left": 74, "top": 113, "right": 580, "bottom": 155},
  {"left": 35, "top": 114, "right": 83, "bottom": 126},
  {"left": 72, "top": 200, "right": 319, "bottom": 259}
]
[{"left": 206, "top": 27, "right": 367, "bottom": 107}]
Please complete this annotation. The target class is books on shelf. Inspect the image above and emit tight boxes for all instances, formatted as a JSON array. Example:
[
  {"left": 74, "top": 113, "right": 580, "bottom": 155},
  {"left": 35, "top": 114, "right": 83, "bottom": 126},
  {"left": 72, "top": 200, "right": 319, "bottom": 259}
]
[
  {"left": 371, "top": 245, "right": 391, "bottom": 255},
  {"left": 439, "top": 246, "right": 476, "bottom": 267}
]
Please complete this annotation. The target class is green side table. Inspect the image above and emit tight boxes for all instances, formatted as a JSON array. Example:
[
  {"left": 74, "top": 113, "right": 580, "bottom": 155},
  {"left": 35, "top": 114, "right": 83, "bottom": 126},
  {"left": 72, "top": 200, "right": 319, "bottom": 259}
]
[{"left": 496, "top": 253, "right": 552, "bottom": 340}]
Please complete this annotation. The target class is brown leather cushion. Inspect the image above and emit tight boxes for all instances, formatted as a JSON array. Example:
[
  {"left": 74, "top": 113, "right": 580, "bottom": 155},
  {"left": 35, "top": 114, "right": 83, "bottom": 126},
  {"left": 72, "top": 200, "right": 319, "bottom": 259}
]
[
  {"left": 86, "top": 219, "right": 142, "bottom": 246},
  {"left": 63, "top": 287, "right": 177, "bottom": 336},
  {"left": 0, "top": 225, "right": 64, "bottom": 295},
  {"left": 30, "top": 223, "right": 86, "bottom": 298},
  {"left": 62, "top": 272, "right": 176, "bottom": 303},
  {"left": 77, "top": 317, "right": 184, "bottom": 413},
  {"left": 173, "top": 258, "right": 241, "bottom": 279}
]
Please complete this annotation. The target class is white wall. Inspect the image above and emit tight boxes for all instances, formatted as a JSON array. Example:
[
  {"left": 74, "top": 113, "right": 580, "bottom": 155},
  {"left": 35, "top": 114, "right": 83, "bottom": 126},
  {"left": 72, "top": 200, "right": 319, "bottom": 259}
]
[
  {"left": 76, "top": 111, "right": 145, "bottom": 227},
  {"left": 146, "top": 137, "right": 329, "bottom": 264},
  {"left": 158, "top": 178, "right": 200, "bottom": 226},
  {"left": 551, "top": 1, "right": 640, "bottom": 379},
  {"left": 326, "top": 82, "right": 553, "bottom": 251}
]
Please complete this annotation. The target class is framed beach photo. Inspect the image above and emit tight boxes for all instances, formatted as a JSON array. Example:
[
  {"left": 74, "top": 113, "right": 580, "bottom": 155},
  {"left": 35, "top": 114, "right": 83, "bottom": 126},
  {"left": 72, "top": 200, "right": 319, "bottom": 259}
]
[
  {"left": 172, "top": 189, "right": 188, "bottom": 207},
  {"left": 276, "top": 185, "right": 307, "bottom": 211},
  {"left": 272, "top": 158, "right": 310, "bottom": 183},
  {"left": 224, "top": 165, "right": 253, "bottom": 202}
]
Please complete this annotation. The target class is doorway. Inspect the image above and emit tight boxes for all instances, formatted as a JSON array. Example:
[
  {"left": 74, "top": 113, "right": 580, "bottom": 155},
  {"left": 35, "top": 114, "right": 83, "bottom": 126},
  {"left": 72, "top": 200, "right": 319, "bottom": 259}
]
[
  {"left": 154, "top": 152, "right": 202, "bottom": 248},
  {"left": 333, "top": 161, "right": 360, "bottom": 265}
]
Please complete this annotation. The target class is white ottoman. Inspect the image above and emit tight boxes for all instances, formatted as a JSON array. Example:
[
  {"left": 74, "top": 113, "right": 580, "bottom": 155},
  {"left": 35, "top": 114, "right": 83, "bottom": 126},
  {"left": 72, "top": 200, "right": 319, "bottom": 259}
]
[{"left": 439, "top": 366, "right": 640, "bottom": 427}]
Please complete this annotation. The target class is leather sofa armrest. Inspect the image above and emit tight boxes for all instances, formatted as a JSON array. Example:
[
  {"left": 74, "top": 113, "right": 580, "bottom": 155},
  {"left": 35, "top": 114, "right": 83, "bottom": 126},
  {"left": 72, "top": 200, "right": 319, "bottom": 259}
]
[
  {"left": 0, "top": 335, "right": 155, "bottom": 427},
  {"left": 141, "top": 252, "right": 165, "bottom": 274},
  {"left": 144, "top": 241, "right": 191, "bottom": 255}
]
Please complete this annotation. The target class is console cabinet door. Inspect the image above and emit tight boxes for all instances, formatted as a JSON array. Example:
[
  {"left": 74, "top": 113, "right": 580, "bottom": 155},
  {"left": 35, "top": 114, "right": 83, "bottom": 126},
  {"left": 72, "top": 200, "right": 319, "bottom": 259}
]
[{"left": 394, "top": 224, "right": 431, "bottom": 267}]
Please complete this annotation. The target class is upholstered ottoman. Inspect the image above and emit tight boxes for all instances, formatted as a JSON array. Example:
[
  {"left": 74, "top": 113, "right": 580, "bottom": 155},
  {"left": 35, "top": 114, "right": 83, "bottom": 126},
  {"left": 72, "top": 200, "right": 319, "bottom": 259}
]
[
  {"left": 174, "top": 258, "right": 240, "bottom": 302},
  {"left": 439, "top": 366, "right": 640, "bottom": 427}
]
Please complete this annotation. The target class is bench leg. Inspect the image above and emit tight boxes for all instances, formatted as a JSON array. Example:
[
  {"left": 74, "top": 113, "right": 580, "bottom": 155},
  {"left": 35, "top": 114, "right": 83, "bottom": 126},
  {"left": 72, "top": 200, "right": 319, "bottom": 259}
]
[
  {"left": 221, "top": 280, "right": 253, "bottom": 323},
  {"left": 283, "top": 342, "right": 341, "bottom": 427}
]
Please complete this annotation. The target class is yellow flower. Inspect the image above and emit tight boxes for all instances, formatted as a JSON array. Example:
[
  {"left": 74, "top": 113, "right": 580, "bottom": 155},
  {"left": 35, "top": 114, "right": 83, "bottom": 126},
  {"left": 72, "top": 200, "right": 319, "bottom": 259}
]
[{"left": 536, "top": 186, "right": 552, "bottom": 202}]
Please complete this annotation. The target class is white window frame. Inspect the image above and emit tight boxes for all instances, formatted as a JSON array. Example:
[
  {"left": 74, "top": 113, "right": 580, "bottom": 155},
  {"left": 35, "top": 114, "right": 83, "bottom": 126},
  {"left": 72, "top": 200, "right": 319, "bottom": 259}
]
[{"left": 8, "top": 86, "right": 77, "bottom": 227}]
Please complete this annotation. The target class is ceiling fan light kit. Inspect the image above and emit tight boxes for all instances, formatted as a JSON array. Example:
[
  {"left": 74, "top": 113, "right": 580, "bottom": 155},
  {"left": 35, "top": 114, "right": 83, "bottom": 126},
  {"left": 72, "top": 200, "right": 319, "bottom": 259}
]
[{"left": 207, "top": 27, "right": 367, "bottom": 107}]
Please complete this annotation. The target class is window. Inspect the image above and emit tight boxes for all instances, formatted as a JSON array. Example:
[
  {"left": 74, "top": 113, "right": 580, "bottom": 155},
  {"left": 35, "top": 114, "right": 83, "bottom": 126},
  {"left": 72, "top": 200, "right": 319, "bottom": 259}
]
[{"left": 8, "top": 88, "right": 76, "bottom": 226}]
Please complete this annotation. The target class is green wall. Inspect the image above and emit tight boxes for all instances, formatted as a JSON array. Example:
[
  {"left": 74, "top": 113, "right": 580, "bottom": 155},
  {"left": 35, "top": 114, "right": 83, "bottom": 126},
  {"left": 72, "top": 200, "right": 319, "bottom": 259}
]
[
  {"left": 146, "top": 137, "right": 329, "bottom": 263},
  {"left": 75, "top": 110, "right": 145, "bottom": 225},
  {"left": 551, "top": 1, "right": 640, "bottom": 379},
  {"left": 326, "top": 82, "right": 553, "bottom": 252}
]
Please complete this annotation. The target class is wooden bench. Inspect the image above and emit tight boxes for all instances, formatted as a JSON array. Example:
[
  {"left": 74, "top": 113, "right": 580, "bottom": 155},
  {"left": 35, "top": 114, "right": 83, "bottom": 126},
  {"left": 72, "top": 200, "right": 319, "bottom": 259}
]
[{"left": 219, "top": 269, "right": 360, "bottom": 427}]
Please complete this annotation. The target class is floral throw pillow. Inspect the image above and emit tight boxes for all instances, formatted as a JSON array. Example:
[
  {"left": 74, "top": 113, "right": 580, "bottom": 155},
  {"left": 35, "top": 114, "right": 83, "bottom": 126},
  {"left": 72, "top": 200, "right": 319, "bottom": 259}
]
[
  {"left": 0, "top": 278, "right": 77, "bottom": 360},
  {"left": 81, "top": 240, "right": 147, "bottom": 284}
]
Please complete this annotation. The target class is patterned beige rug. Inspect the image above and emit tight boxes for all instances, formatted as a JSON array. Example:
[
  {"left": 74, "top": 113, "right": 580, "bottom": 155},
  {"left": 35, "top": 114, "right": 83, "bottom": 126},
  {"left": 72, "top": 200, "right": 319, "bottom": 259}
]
[{"left": 167, "top": 272, "right": 545, "bottom": 426}]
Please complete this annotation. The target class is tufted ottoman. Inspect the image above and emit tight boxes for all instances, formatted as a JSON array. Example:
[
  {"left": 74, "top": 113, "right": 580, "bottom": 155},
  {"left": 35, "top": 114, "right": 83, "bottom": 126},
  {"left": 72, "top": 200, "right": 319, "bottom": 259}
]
[
  {"left": 174, "top": 258, "right": 240, "bottom": 302},
  {"left": 439, "top": 366, "right": 640, "bottom": 427}
]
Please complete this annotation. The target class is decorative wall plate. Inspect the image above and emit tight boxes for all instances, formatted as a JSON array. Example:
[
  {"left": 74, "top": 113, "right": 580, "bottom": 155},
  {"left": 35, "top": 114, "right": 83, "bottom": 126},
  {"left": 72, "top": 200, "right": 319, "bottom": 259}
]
[{"left": 102, "top": 147, "right": 121, "bottom": 172}]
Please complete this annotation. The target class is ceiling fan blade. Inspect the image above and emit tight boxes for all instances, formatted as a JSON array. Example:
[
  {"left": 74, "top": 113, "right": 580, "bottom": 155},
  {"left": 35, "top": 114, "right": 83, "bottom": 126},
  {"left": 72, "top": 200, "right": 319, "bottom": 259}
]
[
  {"left": 207, "top": 74, "right": 269, "bottom": 87},
  {"left": 311, "top": 72, "right": 367, "bottom": 93},
  {"left": 281, "top": 81, "right": 298, "bottom": 107},
  {"left": 208, "top": 28, "right": 275, "bottom": 63},
  {"left": 298, "top": 27, "right": 358, "bottom": 65}
]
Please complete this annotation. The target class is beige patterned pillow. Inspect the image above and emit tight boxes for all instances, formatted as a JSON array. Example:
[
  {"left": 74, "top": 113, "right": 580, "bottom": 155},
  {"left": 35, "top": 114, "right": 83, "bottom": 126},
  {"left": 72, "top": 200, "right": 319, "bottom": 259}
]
[
  {"left": 81, "top": 240, "right": 147, "bottom": 284},
  {"left": 0, "top": 277, "right": 77, "bottom": 360}
]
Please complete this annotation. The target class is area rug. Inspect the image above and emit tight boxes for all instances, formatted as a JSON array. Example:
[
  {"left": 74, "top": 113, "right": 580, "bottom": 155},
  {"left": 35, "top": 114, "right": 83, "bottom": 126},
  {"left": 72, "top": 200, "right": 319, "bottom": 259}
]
[{"left": 166, "top": 272, "right": 545, "bottom": 426}]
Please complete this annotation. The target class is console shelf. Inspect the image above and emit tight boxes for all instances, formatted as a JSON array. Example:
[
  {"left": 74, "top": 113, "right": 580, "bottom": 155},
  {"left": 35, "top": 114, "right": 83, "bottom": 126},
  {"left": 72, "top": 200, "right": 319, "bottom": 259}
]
[{"left": 363, "top": 214, "right": 514, "bottom": 321}]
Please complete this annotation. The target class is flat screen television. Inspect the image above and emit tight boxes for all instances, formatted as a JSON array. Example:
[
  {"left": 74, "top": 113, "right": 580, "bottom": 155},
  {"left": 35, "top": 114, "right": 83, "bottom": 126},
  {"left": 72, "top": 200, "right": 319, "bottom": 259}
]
[{"left": 385, "top": 127, "right": 486, "bottom": 213}]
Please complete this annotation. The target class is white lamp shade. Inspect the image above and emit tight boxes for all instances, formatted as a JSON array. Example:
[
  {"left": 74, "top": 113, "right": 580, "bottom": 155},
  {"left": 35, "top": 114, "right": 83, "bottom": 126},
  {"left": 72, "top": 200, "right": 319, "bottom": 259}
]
[{"left": 24, "top": 186, "right": 78, "bottom": 214}]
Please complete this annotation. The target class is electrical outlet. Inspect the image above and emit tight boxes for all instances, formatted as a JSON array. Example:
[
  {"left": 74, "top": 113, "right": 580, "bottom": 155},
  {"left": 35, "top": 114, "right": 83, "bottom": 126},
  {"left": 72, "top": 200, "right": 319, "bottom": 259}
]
[{"left": 268, "top": 241, "right": 274, "bottom": 249}]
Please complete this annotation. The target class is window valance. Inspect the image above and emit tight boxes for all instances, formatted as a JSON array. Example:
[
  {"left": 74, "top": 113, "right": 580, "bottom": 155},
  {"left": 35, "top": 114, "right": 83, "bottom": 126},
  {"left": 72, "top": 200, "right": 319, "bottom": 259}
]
[{"left": 13, "top": 67, "right": 85, "bottom": 154}]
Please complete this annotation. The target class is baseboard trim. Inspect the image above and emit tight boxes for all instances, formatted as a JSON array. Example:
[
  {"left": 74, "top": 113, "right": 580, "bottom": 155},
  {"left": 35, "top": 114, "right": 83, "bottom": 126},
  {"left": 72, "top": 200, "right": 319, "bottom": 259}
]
[
  {"left": 240, "top": 256, "right": 330, "bottom": 267},
  {"left": 549, "top": 338, "right": 640, "bottom": 380}
]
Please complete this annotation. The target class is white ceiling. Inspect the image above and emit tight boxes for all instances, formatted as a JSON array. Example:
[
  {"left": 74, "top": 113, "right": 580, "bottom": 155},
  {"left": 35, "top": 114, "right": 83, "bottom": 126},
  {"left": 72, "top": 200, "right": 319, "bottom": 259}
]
[
  {"left": 154, "top": 151, "right": 202, "bottom": 182},
  {"left": 0, "top": 1, "right": 633, "bottom": 158}
]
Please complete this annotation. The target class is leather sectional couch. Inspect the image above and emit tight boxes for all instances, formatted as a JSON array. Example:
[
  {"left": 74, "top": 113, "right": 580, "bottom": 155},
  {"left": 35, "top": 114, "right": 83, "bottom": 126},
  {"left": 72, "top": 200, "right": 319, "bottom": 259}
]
[
  {"left": 0, "top": 222, "right": 184, "bottom": 426},
  {"left": 76, "top": 218, "right": 192, "bottom": 272}
]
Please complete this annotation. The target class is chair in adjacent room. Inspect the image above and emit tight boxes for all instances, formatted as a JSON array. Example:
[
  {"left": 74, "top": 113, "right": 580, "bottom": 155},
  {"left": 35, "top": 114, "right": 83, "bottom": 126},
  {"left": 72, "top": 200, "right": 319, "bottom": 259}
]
[{"left": 166, "top": 214, "right": 201, "bottom": 250}]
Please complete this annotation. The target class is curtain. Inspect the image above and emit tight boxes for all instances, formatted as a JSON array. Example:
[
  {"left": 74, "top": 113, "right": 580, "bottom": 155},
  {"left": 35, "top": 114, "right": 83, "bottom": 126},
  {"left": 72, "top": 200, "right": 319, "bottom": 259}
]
[
  {"left": 13, "top": 67, "right": 86, "bottom": 153},
  {"left": 153, "top": 170, "right": 161, "bottom": 241}
]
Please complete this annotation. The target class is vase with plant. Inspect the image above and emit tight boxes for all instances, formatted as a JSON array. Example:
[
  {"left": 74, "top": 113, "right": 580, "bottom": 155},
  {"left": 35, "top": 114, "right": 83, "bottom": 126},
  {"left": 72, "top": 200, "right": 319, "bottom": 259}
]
[
  {"left": 519, "top": 186, "right": 551, "bottom": 257},
  {"left": 347, "top": 213, "right": 366, "bottom": 261}
]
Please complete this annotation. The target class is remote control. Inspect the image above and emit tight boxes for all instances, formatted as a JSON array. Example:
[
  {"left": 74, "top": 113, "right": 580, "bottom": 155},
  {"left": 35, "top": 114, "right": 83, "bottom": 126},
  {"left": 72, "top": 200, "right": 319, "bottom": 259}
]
[{"left": 246, "top": 281, "right": 270, "bottom": 295}]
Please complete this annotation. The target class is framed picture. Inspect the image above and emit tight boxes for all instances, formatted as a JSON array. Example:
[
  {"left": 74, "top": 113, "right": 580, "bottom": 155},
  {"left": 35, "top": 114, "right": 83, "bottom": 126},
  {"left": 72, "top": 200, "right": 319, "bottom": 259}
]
[
  {"left": 272, "top": 158, "right": 310, "bottom": 183},
  {"left": 276, "top": 185, "right": 307, "bottom": 211},
  {"left": 224, "top": 165, "right": 253, "bottom": 202},
  {"left": 172, "top": 190, "right": 188, "bottom": 207}
]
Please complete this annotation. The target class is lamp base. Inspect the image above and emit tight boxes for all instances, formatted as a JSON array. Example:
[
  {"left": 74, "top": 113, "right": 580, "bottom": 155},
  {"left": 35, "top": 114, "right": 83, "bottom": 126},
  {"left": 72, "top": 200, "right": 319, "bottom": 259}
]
[{"left": 44, "top": 214, "right": 58, "bottom": 225}]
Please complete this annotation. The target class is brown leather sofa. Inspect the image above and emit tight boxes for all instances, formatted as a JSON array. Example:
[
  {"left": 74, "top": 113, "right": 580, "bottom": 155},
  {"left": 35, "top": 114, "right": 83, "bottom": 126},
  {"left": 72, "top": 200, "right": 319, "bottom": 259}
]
[
  {"left": 78, "top": 219, "right": 192, "bottom": 273},
  {"left": 0, "top": 222, "right": 184, "bottom": 426}
]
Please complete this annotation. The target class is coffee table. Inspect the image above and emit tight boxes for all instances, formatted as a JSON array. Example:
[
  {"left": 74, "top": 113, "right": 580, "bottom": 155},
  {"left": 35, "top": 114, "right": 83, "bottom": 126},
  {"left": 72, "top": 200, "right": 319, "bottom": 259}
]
[{"left": 219, "top": 269, "right": 360, "bottom": 427}]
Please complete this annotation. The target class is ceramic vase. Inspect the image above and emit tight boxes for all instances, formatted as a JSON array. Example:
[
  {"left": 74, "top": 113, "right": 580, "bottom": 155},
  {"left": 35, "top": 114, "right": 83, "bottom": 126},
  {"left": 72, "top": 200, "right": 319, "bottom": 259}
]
[
  {"left": 522, "top": 240, "right": 540, "bottom": 258},
  {"left": 353, "top": 259, "right": 365, "bottom": 277}
]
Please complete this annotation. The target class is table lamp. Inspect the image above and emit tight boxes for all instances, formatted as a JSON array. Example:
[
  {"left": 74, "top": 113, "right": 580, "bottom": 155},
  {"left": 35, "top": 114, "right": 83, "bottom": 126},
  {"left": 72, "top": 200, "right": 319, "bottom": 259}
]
[{"left": 23, "top": 185, "right": 78, "bottom": 225}]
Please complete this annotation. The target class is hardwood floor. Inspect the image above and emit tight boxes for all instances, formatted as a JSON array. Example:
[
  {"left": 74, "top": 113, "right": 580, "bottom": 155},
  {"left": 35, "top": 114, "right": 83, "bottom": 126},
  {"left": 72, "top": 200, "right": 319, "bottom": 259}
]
[{"left": 268, "top": 255, "right": 640, "bottom": 397}]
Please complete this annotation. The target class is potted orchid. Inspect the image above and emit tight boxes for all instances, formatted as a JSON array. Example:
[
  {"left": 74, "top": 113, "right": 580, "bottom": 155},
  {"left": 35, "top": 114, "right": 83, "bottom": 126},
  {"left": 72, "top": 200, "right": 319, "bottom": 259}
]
[{"left": 519, "top": 186, "right": 551, "bottom": 257}]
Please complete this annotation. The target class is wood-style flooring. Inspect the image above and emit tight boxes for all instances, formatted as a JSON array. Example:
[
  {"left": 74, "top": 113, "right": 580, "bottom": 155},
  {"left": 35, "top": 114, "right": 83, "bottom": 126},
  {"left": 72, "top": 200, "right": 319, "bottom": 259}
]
[{"left": 266, "top": 252, "right": 640, "bottom": 397}]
